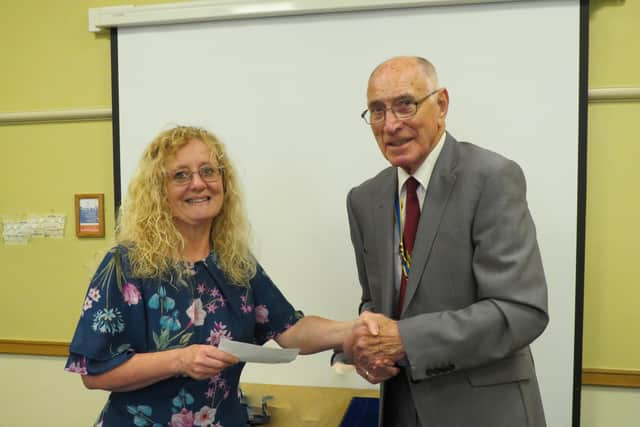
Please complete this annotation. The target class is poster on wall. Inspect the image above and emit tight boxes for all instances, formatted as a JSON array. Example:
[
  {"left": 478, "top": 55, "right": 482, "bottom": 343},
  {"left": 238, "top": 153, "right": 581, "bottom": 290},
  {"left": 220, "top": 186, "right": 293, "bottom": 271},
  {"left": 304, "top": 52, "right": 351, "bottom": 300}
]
[{"left": 75, "top": 193, "right": 104, "bottom": 237}]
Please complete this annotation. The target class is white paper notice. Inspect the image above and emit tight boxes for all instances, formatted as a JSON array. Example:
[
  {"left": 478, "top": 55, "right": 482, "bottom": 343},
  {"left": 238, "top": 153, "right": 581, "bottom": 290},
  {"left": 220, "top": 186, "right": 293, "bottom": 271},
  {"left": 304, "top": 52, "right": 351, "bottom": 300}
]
[
  {"left": 2, "top": 221, "right": 30, "bottom": 245},
  {"left": 218, "top": 338, "right": 299, "bottom": 364}
]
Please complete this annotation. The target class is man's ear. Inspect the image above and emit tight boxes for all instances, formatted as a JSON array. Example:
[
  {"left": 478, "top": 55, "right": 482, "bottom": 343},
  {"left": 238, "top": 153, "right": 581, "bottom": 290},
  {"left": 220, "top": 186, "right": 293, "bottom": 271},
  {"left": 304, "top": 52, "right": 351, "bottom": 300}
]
[{"left": 438, "top": 88, "right": 450, "bottom": 118}]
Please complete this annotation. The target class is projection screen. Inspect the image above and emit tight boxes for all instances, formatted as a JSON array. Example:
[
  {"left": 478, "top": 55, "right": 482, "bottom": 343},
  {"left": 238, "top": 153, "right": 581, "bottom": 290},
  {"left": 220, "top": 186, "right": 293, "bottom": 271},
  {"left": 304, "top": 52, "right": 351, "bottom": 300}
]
[{"left": 106, "top": 1, "right": 586, "bottom": 425}]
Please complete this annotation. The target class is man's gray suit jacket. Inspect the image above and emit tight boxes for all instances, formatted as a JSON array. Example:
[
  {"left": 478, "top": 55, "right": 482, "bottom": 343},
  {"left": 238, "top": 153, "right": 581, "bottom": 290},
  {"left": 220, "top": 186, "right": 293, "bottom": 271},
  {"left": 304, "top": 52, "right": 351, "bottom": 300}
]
[{"left": 347, "top": 133, "right": 548, "bottom": 427}]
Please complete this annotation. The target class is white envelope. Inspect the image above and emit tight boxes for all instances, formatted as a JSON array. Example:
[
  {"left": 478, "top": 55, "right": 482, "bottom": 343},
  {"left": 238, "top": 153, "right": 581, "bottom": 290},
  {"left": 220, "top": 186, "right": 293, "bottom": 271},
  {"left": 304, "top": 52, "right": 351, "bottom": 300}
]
[{"left": 218, "top": 337, "right": 299, "bottom": 364}]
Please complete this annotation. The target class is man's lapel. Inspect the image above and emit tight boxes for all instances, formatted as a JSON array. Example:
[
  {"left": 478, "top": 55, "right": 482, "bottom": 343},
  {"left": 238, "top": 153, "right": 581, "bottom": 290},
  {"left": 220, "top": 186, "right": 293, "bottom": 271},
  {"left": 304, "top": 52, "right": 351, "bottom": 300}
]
[
  {"left": 401, "top": 134, "right": 458, "bottom": 315},
  {"left": 374, "top": 169, "right": 397, "bottom": 317}
]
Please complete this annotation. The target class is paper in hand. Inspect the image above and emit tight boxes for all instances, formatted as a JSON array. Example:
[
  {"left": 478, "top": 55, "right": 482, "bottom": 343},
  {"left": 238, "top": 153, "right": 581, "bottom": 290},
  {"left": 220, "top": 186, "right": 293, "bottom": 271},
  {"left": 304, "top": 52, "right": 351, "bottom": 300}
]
[{"left": 218, "top": 337, "right": 299, "bottom": 364}]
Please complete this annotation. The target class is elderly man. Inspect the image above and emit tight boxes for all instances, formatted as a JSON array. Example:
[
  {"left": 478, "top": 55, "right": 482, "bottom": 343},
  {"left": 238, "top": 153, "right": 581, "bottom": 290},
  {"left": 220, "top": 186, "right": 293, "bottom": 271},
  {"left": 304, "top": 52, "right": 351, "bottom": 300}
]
[{"left": 343, "top": 56, "right": 549, "bottom": 427}]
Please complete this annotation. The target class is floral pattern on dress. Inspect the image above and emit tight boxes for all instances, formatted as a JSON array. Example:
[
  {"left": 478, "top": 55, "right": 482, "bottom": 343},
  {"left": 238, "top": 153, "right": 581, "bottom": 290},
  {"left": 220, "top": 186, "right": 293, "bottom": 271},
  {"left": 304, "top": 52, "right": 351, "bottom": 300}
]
[{"left": 65, "top": 246, "right": 301, "bottom": 427}]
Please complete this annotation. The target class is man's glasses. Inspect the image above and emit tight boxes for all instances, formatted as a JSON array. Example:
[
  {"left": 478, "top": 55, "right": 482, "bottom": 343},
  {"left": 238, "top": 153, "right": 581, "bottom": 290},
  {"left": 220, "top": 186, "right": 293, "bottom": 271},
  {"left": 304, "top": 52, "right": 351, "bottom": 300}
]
[
  {"left": 168, "top": 164, "right": 224, "bottom": 186},
  {"left": 361, "top": 88, "right": 442, "bottom": 125}
]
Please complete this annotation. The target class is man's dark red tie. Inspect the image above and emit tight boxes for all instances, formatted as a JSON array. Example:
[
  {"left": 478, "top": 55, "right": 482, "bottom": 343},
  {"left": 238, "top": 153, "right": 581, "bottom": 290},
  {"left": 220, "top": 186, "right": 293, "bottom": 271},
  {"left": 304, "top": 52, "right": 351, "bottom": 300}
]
[{"left": 396, "top": 177, "right": 420, "bottom": 318}]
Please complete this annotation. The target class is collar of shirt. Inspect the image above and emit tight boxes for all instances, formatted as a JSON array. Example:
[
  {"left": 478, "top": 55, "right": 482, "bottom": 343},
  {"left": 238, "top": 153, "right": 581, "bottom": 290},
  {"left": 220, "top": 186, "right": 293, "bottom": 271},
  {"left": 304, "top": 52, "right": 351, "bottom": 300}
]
[{"left": 396, "top": 131, "right": 447, "bottom": 210}]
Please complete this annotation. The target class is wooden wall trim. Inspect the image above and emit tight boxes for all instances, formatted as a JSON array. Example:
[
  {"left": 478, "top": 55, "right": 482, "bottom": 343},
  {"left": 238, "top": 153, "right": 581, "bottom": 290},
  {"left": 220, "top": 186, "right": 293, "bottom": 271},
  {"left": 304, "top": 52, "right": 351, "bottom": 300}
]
[
  {"left": 0, "top": 85, "right": 635, "bottom": 126},
  {"left": 0, "top": 340, "right": 69, "bottom": 356},
  {"left": 588, "top": 87, "right": 640, "bottom": 103},
  {"left": 2, "top": 340, "right": 639, "bottom": 389},
  {"left": 0, "top": 107, "right": 111, "bottom": 125},
  {"left": 582, "top": 368, "right": 640, "bottom": 388}
]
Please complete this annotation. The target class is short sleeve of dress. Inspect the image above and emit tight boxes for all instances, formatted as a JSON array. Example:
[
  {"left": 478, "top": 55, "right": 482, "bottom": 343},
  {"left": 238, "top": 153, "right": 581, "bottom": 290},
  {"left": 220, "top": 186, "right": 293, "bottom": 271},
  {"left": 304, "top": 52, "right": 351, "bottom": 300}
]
[
  {"left": 65, "top": 246, "right": 148, "bottom": 376},
  {"left": 251, "top": 263, "right": 303, "bottom": 345}
]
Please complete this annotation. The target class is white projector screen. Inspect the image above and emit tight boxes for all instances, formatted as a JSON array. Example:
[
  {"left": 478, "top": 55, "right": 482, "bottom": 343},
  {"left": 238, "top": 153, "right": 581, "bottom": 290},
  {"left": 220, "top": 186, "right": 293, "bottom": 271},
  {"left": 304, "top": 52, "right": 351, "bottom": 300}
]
[{"left": 112, "top": 1, "right": 584, "bottom": 426}]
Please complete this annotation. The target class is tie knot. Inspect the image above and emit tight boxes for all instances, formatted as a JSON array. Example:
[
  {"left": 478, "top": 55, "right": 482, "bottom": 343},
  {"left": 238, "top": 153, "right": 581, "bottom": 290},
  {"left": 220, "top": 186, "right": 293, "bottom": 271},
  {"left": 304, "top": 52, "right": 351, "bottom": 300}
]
[{"left": 406, "top": 177, "right": 419, "bottom": 195}]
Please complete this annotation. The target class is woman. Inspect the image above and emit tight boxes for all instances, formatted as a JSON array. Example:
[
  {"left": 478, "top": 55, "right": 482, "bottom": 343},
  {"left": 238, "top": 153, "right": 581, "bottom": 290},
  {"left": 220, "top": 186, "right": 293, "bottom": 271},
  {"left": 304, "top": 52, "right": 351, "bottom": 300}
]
[{"left": 65, "top": 126, "right": 364, "bottom": 427}]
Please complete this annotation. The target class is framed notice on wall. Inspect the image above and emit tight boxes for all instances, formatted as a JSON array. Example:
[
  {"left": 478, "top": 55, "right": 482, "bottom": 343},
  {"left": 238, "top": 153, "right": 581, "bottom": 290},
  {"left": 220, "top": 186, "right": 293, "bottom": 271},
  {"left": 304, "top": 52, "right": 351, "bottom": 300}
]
[{"left": 75, "top": 193, "right": 105, "bottom": 237}]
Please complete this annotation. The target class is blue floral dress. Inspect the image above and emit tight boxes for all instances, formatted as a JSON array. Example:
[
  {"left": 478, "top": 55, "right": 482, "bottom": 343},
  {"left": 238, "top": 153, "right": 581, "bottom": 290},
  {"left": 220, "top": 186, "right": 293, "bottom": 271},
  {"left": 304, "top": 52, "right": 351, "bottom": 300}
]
[{"left": 65, "top": 246, "right": 302, "bottom": 427}]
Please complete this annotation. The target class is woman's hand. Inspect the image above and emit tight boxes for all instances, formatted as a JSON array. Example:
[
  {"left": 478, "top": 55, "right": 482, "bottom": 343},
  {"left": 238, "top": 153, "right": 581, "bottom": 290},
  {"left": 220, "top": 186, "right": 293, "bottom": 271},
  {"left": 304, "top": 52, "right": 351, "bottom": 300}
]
[{"left": 177, "top": 345, "right": 239, "bottom": 380}]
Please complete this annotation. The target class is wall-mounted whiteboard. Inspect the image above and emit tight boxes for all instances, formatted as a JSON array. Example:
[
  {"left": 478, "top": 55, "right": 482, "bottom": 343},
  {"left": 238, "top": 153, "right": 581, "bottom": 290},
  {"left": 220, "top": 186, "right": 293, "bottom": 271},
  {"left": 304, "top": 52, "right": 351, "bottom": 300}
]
[{"left": 110, "top": 1, "right": 584, "bottom": 425}]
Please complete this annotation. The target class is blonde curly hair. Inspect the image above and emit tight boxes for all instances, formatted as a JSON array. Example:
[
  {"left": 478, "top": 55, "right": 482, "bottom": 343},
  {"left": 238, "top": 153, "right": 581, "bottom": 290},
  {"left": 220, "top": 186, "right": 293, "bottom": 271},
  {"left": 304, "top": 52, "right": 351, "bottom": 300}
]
[{"left": 116, "top": 126, "right": 255, "bottom": 285}]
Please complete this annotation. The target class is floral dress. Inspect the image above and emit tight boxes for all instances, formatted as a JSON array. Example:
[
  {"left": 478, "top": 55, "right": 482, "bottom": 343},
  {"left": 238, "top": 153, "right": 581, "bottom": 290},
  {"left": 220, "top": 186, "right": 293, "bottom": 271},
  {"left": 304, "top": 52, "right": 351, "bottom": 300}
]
[{"left": 65, "top": 246, "right": 302, "bottom": 427}]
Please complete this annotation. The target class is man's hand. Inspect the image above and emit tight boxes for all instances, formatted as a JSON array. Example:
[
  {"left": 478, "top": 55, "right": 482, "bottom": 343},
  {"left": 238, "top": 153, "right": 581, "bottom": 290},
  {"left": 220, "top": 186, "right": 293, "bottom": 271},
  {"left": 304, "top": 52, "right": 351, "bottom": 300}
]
[
  {"left": 345, "top": 311, "right": 405, "bottom": 383},
  {"left": 355, "top": 362, "right": 399, "bottom": 384},
  {"left": 356, "top": 311, "right": 406, "bottom": 364}
]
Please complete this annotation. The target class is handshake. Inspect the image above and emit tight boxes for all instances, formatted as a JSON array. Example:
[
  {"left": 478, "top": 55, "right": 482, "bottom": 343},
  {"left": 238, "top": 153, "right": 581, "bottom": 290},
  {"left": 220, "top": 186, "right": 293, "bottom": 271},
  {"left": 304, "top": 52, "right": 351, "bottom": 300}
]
[{"left": 343, "top": 311, "right": 406, "bottom": 384}]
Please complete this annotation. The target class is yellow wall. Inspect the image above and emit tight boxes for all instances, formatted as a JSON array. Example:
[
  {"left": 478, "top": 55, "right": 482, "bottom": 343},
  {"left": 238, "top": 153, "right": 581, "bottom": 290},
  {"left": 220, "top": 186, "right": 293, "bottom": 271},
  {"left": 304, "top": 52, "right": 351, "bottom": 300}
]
[
  {"left": 580, "top": 1, "right": 640, "bottom": 425},
  {"left": 0, "top": 0, "right": 188, "bottom": 342},
  {"left": 1, "top": 0, "right": 639, "bottom": 426},
  {"left": 0, "top": 122, "right": 115, "bottom": 340},
  {"left": 584, "top": 0, "right": 640, "bottom": 371}
]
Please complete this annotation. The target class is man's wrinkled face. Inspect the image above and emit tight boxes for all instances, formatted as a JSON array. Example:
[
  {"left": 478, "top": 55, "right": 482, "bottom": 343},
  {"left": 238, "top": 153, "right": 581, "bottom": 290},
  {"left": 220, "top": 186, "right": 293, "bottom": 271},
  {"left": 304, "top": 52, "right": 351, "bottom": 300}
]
[{"left": 367, "top": 58, "right": 448, "bottom": 174}]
